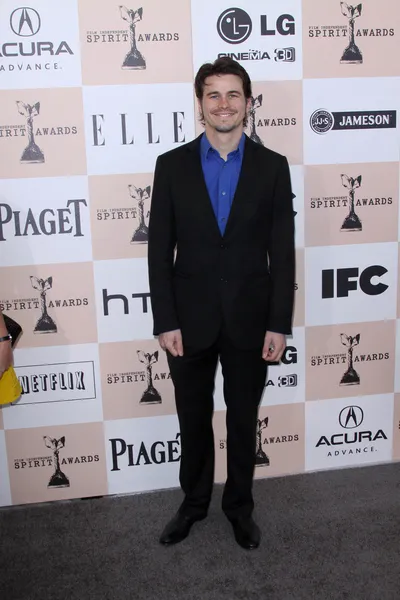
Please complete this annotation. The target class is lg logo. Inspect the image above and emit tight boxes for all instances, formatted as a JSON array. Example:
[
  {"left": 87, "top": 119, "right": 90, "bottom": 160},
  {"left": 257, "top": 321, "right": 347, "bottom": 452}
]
[
  {"left": 217, "top": 8, "right": 252, "bottom": 44},
  {"left": 322, "top": 266, "right": 388, "bottom": 298},
  {"left": 216, "top": 8, "right": 295, "bottom": 44}
]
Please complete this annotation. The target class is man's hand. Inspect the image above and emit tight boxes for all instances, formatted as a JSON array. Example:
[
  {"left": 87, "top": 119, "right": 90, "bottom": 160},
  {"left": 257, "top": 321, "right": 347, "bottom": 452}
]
[
  {"left": 158, "top": 329, "right": 184, "bottom": 357},
  {"left": 0, "top": 339, "right": 13, "bottom": 379},
  {"left": 262, "top": 331, "right": 286, "bottom": 362}
]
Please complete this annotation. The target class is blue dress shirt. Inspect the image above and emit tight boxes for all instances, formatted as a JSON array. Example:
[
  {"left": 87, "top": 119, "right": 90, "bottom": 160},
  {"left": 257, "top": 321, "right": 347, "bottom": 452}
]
[{"left": 200, "top": 132, "right": 245, "bottom": 235}]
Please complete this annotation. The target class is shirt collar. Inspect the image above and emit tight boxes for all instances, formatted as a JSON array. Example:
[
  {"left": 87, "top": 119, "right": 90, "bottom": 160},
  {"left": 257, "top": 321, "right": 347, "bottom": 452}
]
[{"left": 201, "top": 132, "right": 246, "bottom": 161}]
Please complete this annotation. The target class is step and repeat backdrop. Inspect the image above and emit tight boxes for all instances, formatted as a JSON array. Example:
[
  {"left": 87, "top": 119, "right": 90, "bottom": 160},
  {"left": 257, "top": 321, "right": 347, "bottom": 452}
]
[{"left": 1, "top": 0, "right": 400, "bottom": 506}]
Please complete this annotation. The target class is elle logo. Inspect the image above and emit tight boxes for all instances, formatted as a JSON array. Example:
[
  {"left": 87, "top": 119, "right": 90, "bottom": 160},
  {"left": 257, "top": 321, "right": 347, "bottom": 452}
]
[
  {"left": 91, "top": 112, "right": 185, "bottom": 146},
  {"left": 322, "top": 266, "right": 388, "bottom": 298}
]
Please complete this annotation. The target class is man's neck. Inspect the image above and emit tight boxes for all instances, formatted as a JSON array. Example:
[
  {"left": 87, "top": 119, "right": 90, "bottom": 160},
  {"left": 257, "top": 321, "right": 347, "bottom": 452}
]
[{"left": 204, "top": 126, "right": 244, "bottom": 161}]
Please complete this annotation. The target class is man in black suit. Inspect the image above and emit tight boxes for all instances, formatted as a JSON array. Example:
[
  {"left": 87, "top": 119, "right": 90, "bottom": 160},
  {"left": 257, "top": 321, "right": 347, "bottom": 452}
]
[{"left": 148, "top": 57, "right": 295, "bottom": 549}]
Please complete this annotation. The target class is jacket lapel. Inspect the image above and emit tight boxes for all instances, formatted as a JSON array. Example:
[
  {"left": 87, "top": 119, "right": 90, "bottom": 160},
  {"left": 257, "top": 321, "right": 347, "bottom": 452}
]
[
  {"left": 184, "top": 134, "right": 261, "bottom": 240},
  {"left": 223, "top": 135, "right": 260, "bottom": 239},
  {"left": 185, "top": 135, "right": 222, "bottom": 239}
]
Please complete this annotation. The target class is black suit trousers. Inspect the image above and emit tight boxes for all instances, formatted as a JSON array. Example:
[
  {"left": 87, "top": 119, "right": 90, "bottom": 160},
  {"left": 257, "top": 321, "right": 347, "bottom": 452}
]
[{"left": 167, "top": 327, "right": 267, "bottom": 520}]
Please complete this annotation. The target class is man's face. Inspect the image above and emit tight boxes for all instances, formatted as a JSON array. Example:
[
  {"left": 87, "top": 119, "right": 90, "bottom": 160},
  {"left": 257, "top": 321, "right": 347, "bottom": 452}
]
[{"left": 198, "top": 73, "right": 250, "bottom": 134}]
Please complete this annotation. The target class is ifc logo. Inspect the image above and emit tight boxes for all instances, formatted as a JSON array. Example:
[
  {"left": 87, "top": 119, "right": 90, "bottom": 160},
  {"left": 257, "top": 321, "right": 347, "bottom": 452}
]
[{"left": 217, "top": 8, "right": 252, "bottom": 44}]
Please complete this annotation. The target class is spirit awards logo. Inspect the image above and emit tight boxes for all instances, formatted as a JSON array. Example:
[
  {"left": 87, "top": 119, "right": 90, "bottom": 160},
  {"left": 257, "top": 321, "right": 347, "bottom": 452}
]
[
  {"left": 248, "top": 95, "right": 264, "bottom": 145},
  {"left": 340, "top": 333, "right": 360, "bottom": 386},
  {"left": 340, "top": 2, "right": 363, "bottom": 64},
  {"left": 255, "top": 417, "right": 270, "bottom": 467},
  {"left": 137, "top": 350, "right": 161, "bottom": 404},
  {"left": 44, "top": 435, "right": 70, "bottom": 488},
  {"left": 341, "top": 174, "right": 362, "bottom": 231},
  {"left": 310, "top": 108, "right": 396, "bottom": 134},
  {"left": 30, "top": 276, "right": 57, "bottom": 334},
  {"left": 17, "top": 101, "right": 44, "bottom": 164},
  {"left": 129, "top": 184, "right": 150, "bottom": 243},
  {"left": 120, "top": 5, "right": 146, "bottom": 70}
]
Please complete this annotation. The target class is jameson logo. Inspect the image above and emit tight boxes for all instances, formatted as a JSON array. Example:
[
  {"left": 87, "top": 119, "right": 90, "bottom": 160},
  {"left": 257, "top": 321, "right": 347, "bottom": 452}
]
[
  {"left": 110, "top": 434, "right": 181, "bottom": 470},
  {"left": 0, "top": 199, "right": 87, "bottom": 241},
  {"left": 315, "top": 405, "right": 388, "bottom": 457},
  {"left": 0, "top": 6, "right": 74, "bottom": 73},
  {"left": 310, "top": 109, "right": 396, "bottom": 134}
]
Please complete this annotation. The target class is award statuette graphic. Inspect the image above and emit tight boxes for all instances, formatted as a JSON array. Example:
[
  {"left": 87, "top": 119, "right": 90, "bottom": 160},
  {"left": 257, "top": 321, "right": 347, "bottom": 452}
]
[
  {"left": 340, "top": 2, "right": 363, "bottom": 64},
  {"left": 129, "top": 184, "right": 151, "bottom": 243},
  {"left": 44, "top": 436, "right": 70, "bottom": 489},
  {"left": 120, "top": 5, "right": 146, "bottom": 70},
  {"left": 255, "top": 417, "right": 270, "bottom": 467},
  {"left": 340, "top": 333, "right": 360, "bottom": 386},
  {"left": 341, "top": 174, "right": 362, "bottom": 232},
  {"left": 248, "top": 95, "right": 264, "bottom": 146},
  {"left": 137, "top": 350, "right": 162, "bottom": 404},
  {"left": 30, "top": 276, "right": 57, "bottom": 334},
  {"left": 16, "top": 101, "right": 44, "bottom": 164}
]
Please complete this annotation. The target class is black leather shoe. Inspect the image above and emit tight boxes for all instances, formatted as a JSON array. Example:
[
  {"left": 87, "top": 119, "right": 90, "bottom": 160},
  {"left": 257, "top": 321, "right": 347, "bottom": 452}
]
[
  {"left": 230, "top": 516, "right": 261, "bottom": 549},
  {"left": 159, "top": 512, "right": 206, "bottom": 545}
]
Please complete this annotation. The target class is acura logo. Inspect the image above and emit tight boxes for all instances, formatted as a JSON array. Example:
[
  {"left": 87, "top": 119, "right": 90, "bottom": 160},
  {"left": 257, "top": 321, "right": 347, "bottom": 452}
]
[
  {"left": 10, "top": 7, "right": 41, "bottom": 37},
  {"left": 217, "top": 8, "right": 252, "bottom": 44},
  {"left": 339, "top": 406, "right": 364, "bottom": 429}
]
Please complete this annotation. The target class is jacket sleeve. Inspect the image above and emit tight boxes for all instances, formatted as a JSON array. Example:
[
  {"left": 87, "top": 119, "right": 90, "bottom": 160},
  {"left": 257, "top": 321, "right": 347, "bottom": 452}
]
[
  {"left": 266, "top": 155, "right": 295, "bottom": 335},
  {"left": 147, "top": 155, "right": 179, "bottom": 335}
]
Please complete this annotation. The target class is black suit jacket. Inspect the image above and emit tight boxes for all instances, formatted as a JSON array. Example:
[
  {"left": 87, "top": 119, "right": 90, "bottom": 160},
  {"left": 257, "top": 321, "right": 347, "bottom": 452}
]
[{"left": 148, "top": 134, "right": 295, "bottom": 350}]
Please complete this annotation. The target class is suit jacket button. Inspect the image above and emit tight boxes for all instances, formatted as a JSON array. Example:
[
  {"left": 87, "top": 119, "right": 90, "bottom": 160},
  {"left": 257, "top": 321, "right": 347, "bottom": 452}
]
[{"left": 220, "top": 244, "right": 226, "bottom": 249}]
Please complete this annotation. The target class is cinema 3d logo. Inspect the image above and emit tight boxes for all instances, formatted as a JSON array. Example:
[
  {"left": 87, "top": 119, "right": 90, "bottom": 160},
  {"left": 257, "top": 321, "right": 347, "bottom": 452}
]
[{"left": 216, "top": 7, "right": 296, "bottom": 62}]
